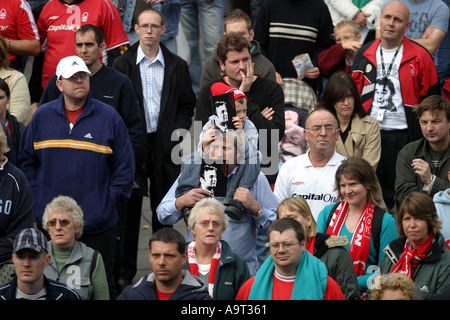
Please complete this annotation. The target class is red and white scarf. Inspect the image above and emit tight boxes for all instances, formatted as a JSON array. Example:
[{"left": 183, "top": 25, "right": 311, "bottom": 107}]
[
  {"left": 390, "top": 233, "right": 434, "bottom": 278},
  {"left": 187, "top": 240, "right": 221, "bottom": 297},
  {"left": 326, "top": 200, "right": 374, "bottom": 276}
]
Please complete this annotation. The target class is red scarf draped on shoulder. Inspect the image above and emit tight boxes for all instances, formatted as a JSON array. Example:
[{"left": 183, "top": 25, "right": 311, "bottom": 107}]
[
  {"left": 187, "top": 240, "right": 221, "bottom": 297},
  {"left": 326, "top": 200, "right": 374, "bottom": 276},
  {"left": 390, "top": 233, "right": 434, "bottom": 278}
]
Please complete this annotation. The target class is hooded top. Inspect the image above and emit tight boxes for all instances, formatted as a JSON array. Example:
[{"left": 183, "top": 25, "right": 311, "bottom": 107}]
[
  {"left": 433, "top": 188, "right": 450, "bottom": 245},
  {"left": 117, "top": 270, "right": 212, "bottom": 300}
]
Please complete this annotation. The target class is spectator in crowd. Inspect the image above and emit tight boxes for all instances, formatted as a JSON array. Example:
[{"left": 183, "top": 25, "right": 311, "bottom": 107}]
[
  {"left": 183, "top": 197, "right": 250, "bottom": 299},
  {"left": 316, "top": 157, "right": 397, "bottom": 297},
  {"left": 274, "top": 108, "right": 345, "bottom": 219},
  {"left": 377, "top": 0, "right": 449, "bottom": 56},
  {"left": 318, "top": 20, "right": 363, "bottom": 79},
  {"left": 0, "top": 35, "right": 31, "bottom": 124},
  {"left": 380, "top": 192, "right": 450, "bottom": 300},
  {"left": 325, "top": 0, "right": 383, "bottom": 43},
  {"left": 200, "top": 8, "right": 276, "bottom": 89},
  {"left": 179, "top": 0, "right": 224, "bottom": 95},
  {"left": 351, "top": 0, "right": 441, "bottom": 211},
  {"left": 114, "top": 0, "right": 184, "bottom": 54},
  {"left": 178, "top": 82, "right": 260, "bottom": 221},
  {"left": 42, "top": 196, "right": 110, "bottom": 300},
  {"left": 277, "top": 197, "right": 361, "bottom": 300},
  {"left": 37, "top": 0, "right": 129, "bottom": 89},
  {"left": 0, "top": 125, "right": 33, "bottom": 286},
  {"left": 369, "top": 272, "right": 416, "bottom": 300},
  {"left": 433, "top": 162, "right": 450, "bottom": 245},
  {"left": 40, "top": 24, "right": 142, "bottom": 153},
  {"left": 19, "top": 56, "right": 135, "bottom": 299},
  {"left": 0, "top": 79, "right": 25, "bottom": 158},
  {"left": 235, "top": 218, "right": 345, "bottom": 300},
  {"left": 321, "top": 71, "right": 381, "bottom": 171},
  {"left": 0, "top": 0, "right": 40, "bottom": 71},
  {"left": 117, "top": 228, "right": 212, "bottom": 300},
  {"left": 112, "top": 10, "right": 196, "bottom": 289},
  {"left": 0, "top": 228, "right": 81, "bottom": 300},
  {"left": 196, "top": 32, "right": 284, "bottom": 184},
  {"left": 253, "top": 0, "right": 335, "bottom": 91},
  {"left": 157, "top": 130, "right": 278, "bottom": 276},
  {"left": 396, "top": 95, "right": 450, "bottom": 204}
]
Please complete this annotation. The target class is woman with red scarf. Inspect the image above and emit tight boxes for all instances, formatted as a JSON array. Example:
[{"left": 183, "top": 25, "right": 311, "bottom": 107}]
[
  {"left": 380, "top": 192, "right": 450, "bottom": 300},
  {"left": 316, "top": 157, "right": 397, "bottom": 296},
  {"left": 183, "top": 197, "right": 250, "bottom": 299},
  {"left": 277, "top": 197, "right": 361, "bottom": 299}
]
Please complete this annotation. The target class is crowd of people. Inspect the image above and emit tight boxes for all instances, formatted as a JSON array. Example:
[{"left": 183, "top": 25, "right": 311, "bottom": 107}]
[{"left": 0, "top": 0, "right": 449, "bottom": 302}]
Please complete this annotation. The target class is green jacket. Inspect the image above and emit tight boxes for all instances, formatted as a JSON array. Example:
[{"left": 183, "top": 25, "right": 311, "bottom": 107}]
[
  {"left": 313, "top": 233, "right": 361, "bottom": 300},
  {"left": 395, "top": 138, "right": 450, "bottom": 204},
  {"left": 380, "top": 233, "right": 450, "bottom": 300},
  {"left": 184, "top": 240, "right": 251, "bottom": 300}
]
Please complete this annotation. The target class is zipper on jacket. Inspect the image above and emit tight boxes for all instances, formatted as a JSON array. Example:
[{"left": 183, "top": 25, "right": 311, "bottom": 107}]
[{"left": 69, "top": 123, "right": 74, "bottom": 135}]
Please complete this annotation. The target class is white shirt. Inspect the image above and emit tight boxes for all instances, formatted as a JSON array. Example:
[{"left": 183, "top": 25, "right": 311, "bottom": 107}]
[
  {"left": 274, "top": 150, "right": 346, "bottom": 220},
  {"left": 136, "top": 45, "right": 165, "bottom": 133},
  {"left": 370, "top": 44, "right": 408, "bottom": 130}
]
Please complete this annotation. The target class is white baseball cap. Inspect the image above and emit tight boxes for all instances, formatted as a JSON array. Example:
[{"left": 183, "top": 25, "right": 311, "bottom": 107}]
[{"left": 56, "top": 56, "right": 91, "bottom": 79}]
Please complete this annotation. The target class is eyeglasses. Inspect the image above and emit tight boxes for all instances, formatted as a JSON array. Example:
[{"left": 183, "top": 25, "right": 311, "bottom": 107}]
[
  {"left": 338, "top": 95, "right": 354, "bottom": 103},
  {"left": 306, "top": 125, "right": 337, "bottom": 133},
  {"left": 198, "top": 220, "right": 222, "bottom": 229},
  {"left": 138, "top": 24, "right": 162, "bottom": 31},
  {"left": 62, "top": 73, "right": 89, "bottom": 82},
  {"left": 267, "top": 242, "right": 299, "bottom": 251},
  {"left": 47, "top": 219, "right": 72, "bottom": 228}
]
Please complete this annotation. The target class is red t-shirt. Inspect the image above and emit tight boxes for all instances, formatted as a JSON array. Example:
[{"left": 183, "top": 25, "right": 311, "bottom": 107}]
[
  {"left": 37, "top": 0, "right": 129, "bottom": 88},
  {"left": 65, "top": 106, "right": 84, "bottom": 126},
  {"left": 235, "top": 275, "right": 345, "bottom": 300},
  {"left": 156, "top": 289, "right": 174, "bottom": 300},
  {"left": 0, "top": 0, "right": 39, "bottom": 62}
]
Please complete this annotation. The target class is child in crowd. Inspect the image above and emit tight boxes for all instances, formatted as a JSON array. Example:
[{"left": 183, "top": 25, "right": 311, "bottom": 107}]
[
  {"left": 318, "top": 20, "right": 362, "bottom": 79},
  {"left": 175, "top": 82, "right": 260, "bottom": 221}
]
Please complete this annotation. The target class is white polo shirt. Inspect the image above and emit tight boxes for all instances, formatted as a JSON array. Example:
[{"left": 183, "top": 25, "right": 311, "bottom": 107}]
[{"left": 274, "top": 150, "right": 346, "bottom": 220}]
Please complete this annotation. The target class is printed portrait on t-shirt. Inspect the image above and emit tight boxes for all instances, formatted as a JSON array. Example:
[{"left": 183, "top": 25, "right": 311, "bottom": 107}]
[{"left": 199, "top": 162, "right": 227, "bottom": 197}]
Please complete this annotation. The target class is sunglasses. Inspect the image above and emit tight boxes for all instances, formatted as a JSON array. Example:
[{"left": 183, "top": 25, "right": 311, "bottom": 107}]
[{"left": 47, "top": 219, "right": 72, "bottom": 228}]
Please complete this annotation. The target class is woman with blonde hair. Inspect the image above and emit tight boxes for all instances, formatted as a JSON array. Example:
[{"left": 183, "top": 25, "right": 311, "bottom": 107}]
[
  {"left": 277, "top": 197, "right": 360, "bottom": 299},
  {"left": 183, "top": 197, "right": 250, "bottom": 299},
  {"left": 42, "top": 195, "right": 109, "bottom": 300}
]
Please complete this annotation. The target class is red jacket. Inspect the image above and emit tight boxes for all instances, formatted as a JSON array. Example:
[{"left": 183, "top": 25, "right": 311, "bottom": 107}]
[
  {"left": 318, "top": 43, "right": 352, "bottom": 79},
  {"left": 351, "top": 37, "right": 440, "bottom": 141}
]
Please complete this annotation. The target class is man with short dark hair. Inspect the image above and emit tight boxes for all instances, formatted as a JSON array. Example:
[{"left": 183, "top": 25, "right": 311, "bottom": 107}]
[
  {"left": 117, "top": 228, "right": 211, "bottom": 300},
  {"left": 0, "top": 228, "right": 81, "bottom": 300},
  {"left": 195, "top": 32, "right": 284, "bottom": 183},
  {"left": 235, "top": 218, "right": 345, "bottom": 300},
  {"left": 396, "top": 95, "right": 450, "bottom": 203}
]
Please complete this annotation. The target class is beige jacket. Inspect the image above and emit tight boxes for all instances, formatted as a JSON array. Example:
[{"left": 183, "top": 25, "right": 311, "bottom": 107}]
[
  {"left": 0, "top": 67, "right": 31, "bottom": 124},
  {"left": 336, "top": 115, "right": 381, "bottom": 170}
]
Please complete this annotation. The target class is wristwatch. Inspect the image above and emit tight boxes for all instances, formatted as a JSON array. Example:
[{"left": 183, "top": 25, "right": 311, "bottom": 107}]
[{"left": 256, "top": 205, "right": 263, "bottom": 217}]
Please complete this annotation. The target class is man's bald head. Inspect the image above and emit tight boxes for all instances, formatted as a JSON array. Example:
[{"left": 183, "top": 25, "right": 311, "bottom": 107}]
[{"left": 379, "top": 1, "right": 411, "bottom": 49}]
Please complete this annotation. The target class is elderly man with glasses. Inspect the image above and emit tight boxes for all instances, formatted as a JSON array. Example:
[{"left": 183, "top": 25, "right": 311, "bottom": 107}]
[
  {"left": 274, "top": 108, "right": 346, "bottom": 220},
  {"left": 18, "top": 55, "right": 135, "bottom": 299}
]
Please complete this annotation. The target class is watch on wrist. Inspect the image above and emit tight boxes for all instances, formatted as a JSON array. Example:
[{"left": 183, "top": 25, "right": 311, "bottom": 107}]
[{"left": 426, "top": 174, "right": 436, "bottom": 185}]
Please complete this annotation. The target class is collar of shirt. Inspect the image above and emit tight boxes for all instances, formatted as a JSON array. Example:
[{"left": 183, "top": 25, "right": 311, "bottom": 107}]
[{"left": 136, "top": 45, "right": 165, "bottom": 67}]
